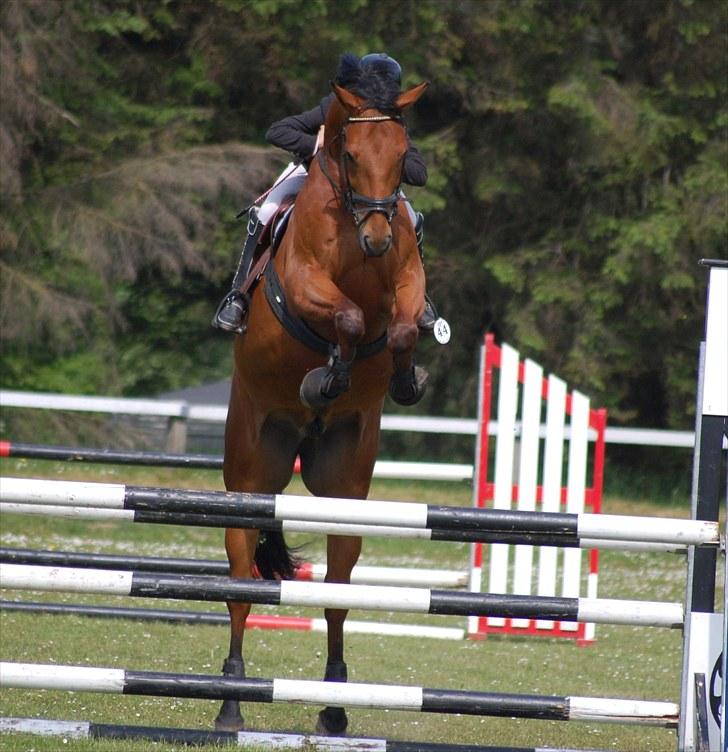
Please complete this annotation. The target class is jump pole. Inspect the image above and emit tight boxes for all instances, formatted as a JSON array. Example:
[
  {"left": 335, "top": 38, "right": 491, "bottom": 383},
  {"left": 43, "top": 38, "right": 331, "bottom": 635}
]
[
  {"left": 0, "top": 547, "right": 468, "bottom": 588},
  {"left": 0, "top": 661, "right": 679, "bottom": 727},
  {"left": 0, "top": 442, "right": 225, "bottom": 469},
  {"left": 0, "top": 563, "right": 684, "bottom": 627},
  {"left": 0, "top": 477, "right": 718, "bottom": 545},
  {"left": 0, "top": 500, "right": 686, "bottom": 553},
  {"left": 0, "top": 600, "right": 466, "bottom": 640},
  {"left": 0, "top": 716, "right": 610, "bottom": 752}
]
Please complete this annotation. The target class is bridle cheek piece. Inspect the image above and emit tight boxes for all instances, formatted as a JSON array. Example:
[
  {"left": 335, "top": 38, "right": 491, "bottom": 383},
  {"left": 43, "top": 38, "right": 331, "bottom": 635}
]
[{"left": 320, "top": 114, "right": 404, "bottom": 229}]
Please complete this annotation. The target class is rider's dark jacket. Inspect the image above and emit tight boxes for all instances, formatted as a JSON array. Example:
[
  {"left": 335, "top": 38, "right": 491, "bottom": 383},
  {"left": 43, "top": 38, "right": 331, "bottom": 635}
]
[{"left": 265, "top": 93, "right": 428, "bottom": 187}]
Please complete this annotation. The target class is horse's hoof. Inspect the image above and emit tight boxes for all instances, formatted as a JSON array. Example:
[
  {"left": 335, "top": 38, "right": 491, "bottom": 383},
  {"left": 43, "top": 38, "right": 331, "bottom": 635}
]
[
  {"left": 214, "top": 700, "right": 244, "bottom": 732},
  {"left": 300, "top": 366, "right": 350, "bottom": 409},
  {"left": 315, "top": 706, "right": 348, "bottom": 736},
  {"left": 300, "top": 367, "right": 338, "bottom": 409},
  {"left": 389, "top": 365, "right": 428, "bottom": 406}
]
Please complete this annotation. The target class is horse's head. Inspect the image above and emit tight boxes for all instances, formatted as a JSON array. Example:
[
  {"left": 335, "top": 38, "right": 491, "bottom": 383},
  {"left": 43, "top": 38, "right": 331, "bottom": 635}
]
[{"left": 328, "top": 81, "right": 428, "bottom": 258}]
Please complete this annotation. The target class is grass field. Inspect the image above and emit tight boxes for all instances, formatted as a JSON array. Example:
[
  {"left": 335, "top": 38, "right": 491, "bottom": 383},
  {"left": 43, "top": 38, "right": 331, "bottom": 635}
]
[{"left": 0, "top": 459, "right": 723, "bottom": 752}]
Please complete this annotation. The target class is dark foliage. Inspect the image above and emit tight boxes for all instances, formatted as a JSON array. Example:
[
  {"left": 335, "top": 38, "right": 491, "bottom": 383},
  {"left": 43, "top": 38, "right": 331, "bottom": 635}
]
[{"left": 1, "top": 0, "right": 725, "bottom": 445}]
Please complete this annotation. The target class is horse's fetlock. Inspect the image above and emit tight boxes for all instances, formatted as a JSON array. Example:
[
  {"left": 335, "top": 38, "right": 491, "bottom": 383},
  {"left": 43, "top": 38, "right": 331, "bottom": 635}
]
[
  {"left": 221, "top": 657, "right": 246, "bottom": 678},
  {"left": 324, "top": 659, "right": 348, "bottom": 682}
]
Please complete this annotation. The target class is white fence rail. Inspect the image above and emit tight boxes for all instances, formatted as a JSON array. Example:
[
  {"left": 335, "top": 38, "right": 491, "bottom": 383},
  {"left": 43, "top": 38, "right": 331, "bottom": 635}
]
[{"left": 0, "top": 390, "right": 696, "bottom": 447}]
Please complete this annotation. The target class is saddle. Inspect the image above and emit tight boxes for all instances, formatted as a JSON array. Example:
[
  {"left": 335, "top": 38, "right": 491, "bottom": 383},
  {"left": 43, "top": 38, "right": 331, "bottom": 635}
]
[{"left": 237, "top": 198, "right": 295, "bottom": 301}]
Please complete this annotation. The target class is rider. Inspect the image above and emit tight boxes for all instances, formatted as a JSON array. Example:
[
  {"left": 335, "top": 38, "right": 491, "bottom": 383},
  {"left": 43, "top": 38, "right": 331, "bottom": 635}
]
[{"left": 213, "top": 52, "right": 440, "bottom": 335}]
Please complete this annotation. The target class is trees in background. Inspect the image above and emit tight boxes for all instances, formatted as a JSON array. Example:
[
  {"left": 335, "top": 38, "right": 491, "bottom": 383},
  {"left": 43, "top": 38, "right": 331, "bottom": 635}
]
[{"left": 1, "top": 0, "right": 725, "bottom": 430}]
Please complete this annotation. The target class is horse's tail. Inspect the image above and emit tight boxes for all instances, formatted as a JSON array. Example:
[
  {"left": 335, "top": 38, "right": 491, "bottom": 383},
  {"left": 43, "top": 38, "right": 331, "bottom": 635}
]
[{"left": 254, "top": 531, "right": 300, "bottom": 580}]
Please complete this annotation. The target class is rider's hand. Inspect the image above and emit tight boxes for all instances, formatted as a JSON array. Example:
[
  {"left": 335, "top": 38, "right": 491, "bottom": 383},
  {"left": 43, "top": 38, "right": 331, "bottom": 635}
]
[{"left": 313, "top": 125, "right": 325, "bottom": 154}]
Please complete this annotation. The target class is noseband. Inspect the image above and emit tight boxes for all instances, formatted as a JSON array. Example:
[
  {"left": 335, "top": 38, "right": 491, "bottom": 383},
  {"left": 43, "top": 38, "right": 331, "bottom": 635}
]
[{"left": 318, "top": 114, "right": 404, "bottom": 229}]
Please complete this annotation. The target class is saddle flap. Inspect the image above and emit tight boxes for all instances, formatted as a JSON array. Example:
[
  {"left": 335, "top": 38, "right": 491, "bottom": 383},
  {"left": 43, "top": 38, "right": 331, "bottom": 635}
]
[{"left": 259, "top": 197, "right": 295, "bottom": 257}]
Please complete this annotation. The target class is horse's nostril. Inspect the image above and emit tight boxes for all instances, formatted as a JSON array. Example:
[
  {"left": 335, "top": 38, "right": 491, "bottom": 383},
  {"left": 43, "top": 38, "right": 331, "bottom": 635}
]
[{"left": 362, "top": 234, "right": 392, "bottom": 257}]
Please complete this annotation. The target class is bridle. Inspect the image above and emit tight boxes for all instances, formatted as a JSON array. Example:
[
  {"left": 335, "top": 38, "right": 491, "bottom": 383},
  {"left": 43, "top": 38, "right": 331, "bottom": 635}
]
[{"left": 318, "top": 113, "right": 404, "bottom": 229}]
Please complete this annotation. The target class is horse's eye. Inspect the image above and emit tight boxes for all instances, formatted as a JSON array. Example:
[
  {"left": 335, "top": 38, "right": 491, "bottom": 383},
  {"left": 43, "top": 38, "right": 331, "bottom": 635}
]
[{"left": 344, "top": 151, "right": 356, "bottom": 164}]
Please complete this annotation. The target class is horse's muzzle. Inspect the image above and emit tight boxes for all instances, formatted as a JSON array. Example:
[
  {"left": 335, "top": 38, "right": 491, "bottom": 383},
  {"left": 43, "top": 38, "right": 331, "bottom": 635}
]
[
  {"left": 360, "top": 230, "right": 393, "bottom": 257},
  {"left": 358, "top": 211, "right": 393, "bottom": 257}
]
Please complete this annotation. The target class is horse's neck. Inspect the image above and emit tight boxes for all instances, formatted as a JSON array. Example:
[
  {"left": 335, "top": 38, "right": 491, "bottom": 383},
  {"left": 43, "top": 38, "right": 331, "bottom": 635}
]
[{"left": 322, "top": 99, "right": 349, "bottom": 157}]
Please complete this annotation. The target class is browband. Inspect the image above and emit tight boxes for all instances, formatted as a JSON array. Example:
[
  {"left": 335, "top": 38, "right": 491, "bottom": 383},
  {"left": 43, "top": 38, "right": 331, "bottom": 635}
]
[{"left": 347, "top": 115, "right": 399, "bottom": 122}]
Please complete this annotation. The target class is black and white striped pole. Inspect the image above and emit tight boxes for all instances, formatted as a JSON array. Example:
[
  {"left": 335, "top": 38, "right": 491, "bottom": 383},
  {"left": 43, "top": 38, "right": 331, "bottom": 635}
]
[
  {"left": 0, "top": 477, "right": 720, "bottom": 547},
  {"left": 0, "top": 661, "right": 679, "bottom": 727},
  {"left": 0, "top": 563, "right": 684, "bottom": 627}
]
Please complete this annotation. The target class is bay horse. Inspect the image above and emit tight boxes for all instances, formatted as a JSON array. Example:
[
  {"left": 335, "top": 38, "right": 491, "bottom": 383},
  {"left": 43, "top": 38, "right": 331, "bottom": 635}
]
[{"left": 215, "top": 75, "right": 429, "bottom": 735}]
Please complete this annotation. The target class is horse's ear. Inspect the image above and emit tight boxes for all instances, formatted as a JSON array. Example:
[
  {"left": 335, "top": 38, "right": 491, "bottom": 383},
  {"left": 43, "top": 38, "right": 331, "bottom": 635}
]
[
  {"left": 395, "top": 82, "right": 428, "bottom": 111},
  {"left": 331, "top": 82, "right": 366, "bottom": 113}
]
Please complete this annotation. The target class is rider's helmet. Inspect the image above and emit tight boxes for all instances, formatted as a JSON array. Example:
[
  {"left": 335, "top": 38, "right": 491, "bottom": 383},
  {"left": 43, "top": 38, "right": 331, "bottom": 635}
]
[{"left": 360, "top": 53, "right": 402, "bottom": 85}]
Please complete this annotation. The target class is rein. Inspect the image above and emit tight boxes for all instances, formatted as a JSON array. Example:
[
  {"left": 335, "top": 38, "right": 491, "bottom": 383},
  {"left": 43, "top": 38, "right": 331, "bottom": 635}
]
[{"left": 318, "top": 112, "right": 404, "bottom": 228}]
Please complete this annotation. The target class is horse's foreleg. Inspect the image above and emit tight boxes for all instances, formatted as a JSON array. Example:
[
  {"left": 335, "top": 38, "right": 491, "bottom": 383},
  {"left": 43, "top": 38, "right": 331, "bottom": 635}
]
[
  {"left": 316, "top": 534, "right": 362, "bottom": 736},
  {"left": 300, "top": 343, "right": 355, "bottom": 409},
  {"left": 388, "top": 270, "right": 427, "bottom": 405},
  {"left": 214, "top": 527, "right": 258, "bottom": 732},
  {"left": 287, "top": 266, "right": 364, "bottom": 408}
]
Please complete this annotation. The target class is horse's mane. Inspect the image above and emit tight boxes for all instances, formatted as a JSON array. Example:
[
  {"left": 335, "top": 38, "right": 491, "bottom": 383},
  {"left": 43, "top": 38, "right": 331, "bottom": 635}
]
[{"left": 335, "top": 52, "right": 401, "bottom": 114}]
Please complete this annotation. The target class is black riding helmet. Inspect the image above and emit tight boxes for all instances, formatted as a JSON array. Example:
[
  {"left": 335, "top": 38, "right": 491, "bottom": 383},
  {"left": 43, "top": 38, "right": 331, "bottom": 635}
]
[
  {"left": 336, "top": 52, "right": 402, "bottom": 89},
  {"left": 360, "top": 53, "right": 402, "bottom": 85}
]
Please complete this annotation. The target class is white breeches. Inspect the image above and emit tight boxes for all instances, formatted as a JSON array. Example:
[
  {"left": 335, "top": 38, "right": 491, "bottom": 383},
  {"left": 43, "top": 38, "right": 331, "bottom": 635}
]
[
  {"left": 256, "top": 161, "right": 418, "bottom": 227},
  {"left": 257, "top": 162, "right": 308, "bottom": 225}
]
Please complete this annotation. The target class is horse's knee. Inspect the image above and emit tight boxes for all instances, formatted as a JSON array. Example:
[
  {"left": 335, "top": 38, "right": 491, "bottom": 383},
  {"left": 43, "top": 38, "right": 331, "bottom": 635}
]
[
  {"left": 334, "top": 308, "right": 365, "bottom": 343},
  {"left": 387, "top": 320, "right": 418, "bottom": 355}
]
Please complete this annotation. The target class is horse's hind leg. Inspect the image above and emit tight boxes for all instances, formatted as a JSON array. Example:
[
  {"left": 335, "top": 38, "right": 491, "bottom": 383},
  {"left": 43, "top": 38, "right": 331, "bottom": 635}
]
[
  {"left": 315, "top": 534, "right": 362, "bottom": 735},
  {"left": 215, "top": 400, "right": 300, "bottom": 731},
  {"left": 214, "top": 527, "right": 258, "bottom": 731},
  {"left": 300, "top": 412, "right": 378, "bottom": 735}
]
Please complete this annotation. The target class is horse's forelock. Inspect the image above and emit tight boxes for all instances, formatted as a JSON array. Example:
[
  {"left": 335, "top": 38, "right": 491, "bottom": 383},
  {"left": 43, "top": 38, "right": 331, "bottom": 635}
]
[
  {"left": 335, "top": 53, "right": 401, "bottom": 115},
  {"left": 336, "top": 53, "right": 362, "bottom": 89}
]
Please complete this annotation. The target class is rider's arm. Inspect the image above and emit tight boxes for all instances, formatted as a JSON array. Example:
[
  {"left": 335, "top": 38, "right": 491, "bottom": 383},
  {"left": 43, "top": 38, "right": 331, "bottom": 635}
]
[
  {"left": 402, "top": 142, "right": 427, "bottom": 187},
  {"left": 267, "top": 93, "right": 428, "bottom": 186},
  {"left": 265, "top": 95, "right": 332, "bottom": 160}
]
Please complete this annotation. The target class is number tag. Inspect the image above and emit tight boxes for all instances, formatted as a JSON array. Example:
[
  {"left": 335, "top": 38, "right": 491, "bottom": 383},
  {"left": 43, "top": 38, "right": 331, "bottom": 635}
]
[{"left": 433, "top": 318, "right": 451, "bottom": 345}]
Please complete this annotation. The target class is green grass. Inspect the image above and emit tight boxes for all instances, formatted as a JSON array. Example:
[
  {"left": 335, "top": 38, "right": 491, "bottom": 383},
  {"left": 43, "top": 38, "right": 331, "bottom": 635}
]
[{"left": 0, "top": 459, "right": 721, "bottom": 752}]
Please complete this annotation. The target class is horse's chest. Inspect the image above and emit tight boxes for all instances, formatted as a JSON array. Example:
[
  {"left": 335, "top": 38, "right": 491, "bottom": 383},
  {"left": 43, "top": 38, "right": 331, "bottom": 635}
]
[{"left": 337, "top": 267, "right": 393, "bottom": 321}]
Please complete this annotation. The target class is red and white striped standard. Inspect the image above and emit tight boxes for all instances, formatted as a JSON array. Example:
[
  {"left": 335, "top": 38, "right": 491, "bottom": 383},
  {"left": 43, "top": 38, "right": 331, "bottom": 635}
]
[{"left": 467, "top": 334, "right": 607, "bottom": 643}]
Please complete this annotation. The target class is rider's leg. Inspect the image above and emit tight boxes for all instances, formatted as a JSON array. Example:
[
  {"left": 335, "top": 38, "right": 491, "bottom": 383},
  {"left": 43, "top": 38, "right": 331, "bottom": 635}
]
[
  {"left": 213, "top": 164, "right": 308, "bottom": 333},
  {"left": 256, "top": 163, "right": 307, "bottom": 226},
  {"left": 212, "top": 210, "right": 263, "bottom": 333},
  {"left": 403, "top": 200, "right": 438, "bottom": 332}
]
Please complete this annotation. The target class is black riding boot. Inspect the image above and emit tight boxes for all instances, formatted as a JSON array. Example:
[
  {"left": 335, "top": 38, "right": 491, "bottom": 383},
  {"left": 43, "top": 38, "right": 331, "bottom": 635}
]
[
  {"left": 415, "top": 212, "right": 439, "bottom": 332},
  {"left": 212, "top": 212, "right": 263, "bottom": 333}
]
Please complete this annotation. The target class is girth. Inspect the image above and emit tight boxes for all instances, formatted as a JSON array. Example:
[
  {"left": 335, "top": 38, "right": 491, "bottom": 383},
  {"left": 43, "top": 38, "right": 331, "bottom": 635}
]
[{"left": 263, "top": 262, "right": 387, "bottom": 360}]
